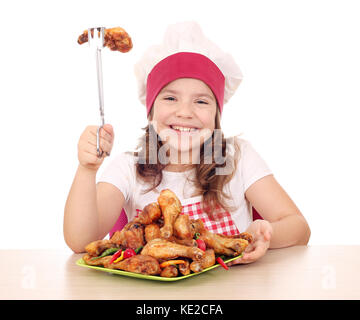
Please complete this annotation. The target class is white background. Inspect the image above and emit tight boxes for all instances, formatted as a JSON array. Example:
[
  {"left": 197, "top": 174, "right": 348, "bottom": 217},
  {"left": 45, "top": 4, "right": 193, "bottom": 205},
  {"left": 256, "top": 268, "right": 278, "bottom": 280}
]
[{"left": 0, "top": 0, "right": 359, "bottom": 250}]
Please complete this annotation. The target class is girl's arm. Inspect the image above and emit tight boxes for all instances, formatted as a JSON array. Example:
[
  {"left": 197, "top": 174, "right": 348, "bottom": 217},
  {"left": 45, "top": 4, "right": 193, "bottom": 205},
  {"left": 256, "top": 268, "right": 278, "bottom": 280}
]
[
  {"left": 63, "top": 165, "right": 99, "bottom": 253},
  {"left": 63, "top": 124, "right": 124, "bottom": 253},
  {"left": 245, "top": 174, "right": 311, "bottom": 249},
  {"left": 63, "top": 166, "right": 125, "bottom": 253}
]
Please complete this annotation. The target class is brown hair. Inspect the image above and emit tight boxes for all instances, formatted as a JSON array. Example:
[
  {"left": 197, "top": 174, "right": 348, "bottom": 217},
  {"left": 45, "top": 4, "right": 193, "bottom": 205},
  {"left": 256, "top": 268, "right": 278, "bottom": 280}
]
[{"left": 133, "top": 106, "right": 241, "bottom": 218}]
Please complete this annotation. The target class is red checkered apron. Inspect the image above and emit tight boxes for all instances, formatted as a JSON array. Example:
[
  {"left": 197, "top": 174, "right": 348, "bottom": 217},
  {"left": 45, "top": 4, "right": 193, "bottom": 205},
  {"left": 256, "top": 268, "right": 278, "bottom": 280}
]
[{"left": 181, "top": 201, "right": 239, "bottom": 236}]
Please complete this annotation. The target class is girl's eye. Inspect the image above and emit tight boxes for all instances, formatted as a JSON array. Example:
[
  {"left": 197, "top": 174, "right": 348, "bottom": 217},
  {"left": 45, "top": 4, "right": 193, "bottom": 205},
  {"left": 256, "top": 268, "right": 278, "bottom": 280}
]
[{"left": 163, "top": 97, "right": 208, "bottom": 104}]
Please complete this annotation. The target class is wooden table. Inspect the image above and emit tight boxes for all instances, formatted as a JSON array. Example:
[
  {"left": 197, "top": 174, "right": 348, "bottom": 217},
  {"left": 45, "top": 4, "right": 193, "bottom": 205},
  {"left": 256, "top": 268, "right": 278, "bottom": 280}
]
[{"left": 1, "top": 246, "right": 359, "bottom": 300}]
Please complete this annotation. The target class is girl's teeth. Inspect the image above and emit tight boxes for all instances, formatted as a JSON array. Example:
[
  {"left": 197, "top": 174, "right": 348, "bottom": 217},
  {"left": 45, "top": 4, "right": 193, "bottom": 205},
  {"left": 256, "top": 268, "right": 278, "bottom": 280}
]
[{"left": 171, "top": 125, "right": 198, "bottom": 132}]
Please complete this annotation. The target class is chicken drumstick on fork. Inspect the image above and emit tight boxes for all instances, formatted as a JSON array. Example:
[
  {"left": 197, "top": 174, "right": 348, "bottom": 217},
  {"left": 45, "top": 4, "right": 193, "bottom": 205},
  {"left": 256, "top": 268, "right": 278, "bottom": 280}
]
[{"left": 77, "top": 27, "right": 133, "bottom": 53}]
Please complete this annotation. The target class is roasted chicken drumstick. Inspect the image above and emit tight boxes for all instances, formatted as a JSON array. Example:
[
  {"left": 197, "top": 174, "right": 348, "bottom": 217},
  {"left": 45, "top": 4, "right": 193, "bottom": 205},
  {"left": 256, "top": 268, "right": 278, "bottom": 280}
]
[
  {"left": 110, "top": 221, "right": 145, "bottom": 250},
  {"left": 141, "top": 238, "right": 204, "bottom": 261},
  {"left": 191, "top": 219, "right": 252, "bottom": 256},
  {"left": 134, "top": 202, "right": 161, "bottom": 225},
  {"left": 84, "top": 239, "right": 118, "bottom": 257},
  {"left": 158, "top": 189, "right": 182, "bottom": 239},
  {"left": 190, "top": 249, "right": 216, "bottom": 273},
  {"left": 174, "top": 214, "right": 195, "bottom": 239},
  {"left": 144, "top": 224, "right": 161, "bottom": 242},
  {"left": 108, "top": 254, "right": 161, "bottom": 275},
  {"left": 77, "top": 27, "right": 133, "bottom": 53}
]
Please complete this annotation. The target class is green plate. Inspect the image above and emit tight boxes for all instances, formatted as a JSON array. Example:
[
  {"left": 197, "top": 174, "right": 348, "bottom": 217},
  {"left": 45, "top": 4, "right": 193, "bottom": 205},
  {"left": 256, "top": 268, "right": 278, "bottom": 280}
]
[{"left": 76, "top": 254, "right": 242, "bottom": 282}]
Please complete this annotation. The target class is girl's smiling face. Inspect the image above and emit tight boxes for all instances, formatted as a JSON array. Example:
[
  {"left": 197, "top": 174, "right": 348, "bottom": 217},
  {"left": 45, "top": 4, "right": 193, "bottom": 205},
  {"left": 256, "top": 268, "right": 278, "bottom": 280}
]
[{"left": 151, "top": 78, "right": 217, "bottom": 162}]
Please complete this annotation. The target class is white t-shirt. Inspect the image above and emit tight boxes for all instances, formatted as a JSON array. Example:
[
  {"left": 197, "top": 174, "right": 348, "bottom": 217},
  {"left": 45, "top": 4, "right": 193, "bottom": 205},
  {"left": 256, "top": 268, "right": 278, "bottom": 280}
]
[{"left": 97, "top": 137, "right": 272, "bottom": 234}]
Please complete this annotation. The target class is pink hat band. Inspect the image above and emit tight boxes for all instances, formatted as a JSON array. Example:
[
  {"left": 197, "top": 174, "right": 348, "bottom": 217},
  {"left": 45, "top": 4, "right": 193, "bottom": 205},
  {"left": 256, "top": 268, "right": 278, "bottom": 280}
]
[{"left": 146, "top": 52, "right": 225, "bottom": 117}]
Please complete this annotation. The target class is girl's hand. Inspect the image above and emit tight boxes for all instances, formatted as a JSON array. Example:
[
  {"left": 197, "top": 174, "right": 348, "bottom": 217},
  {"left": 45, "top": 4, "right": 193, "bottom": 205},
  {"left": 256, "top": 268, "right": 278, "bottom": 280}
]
[
  {"left": 77, "top": 124, "right": 114, "bottom": 172},
  {"left": 227, "top": 220, "right": 273, "bottom": 266}
]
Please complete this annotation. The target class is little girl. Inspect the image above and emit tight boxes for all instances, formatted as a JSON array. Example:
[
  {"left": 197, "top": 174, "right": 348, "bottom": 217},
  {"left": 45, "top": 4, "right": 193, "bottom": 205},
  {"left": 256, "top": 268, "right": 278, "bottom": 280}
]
[{"left": 64, "top": 21, "right": 310, "bottom": 265}]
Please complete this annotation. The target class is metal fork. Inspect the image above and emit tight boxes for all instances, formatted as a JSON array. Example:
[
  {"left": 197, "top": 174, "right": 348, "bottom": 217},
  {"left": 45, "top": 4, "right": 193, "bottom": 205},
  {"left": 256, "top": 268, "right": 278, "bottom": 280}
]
[{"left": 88, "top": 27, "right": 107, "bottom": 158}]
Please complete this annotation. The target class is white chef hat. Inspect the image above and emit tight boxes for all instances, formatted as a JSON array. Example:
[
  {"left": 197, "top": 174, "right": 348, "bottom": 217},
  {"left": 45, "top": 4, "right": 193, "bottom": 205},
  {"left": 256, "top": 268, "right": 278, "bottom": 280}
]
[{"left": 134, "top": 21, "right": 243, "bottom": 117}]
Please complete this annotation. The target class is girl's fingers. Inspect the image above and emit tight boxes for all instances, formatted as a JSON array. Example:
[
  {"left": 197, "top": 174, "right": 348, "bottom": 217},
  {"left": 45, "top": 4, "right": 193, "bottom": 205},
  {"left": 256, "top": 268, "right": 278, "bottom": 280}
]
[
  {"left": 243, "top": 242, "right": 269, "bottom": 262},
  {"left": 227, "top": 241, "right": 270, "bottom": 266},
  {"left": 258, "top": 222, "right": 272, "bottom": 241},
  {"left": 102, "top": 124, "right": 114, "bottom": 138},
  {"left": 243, "top": 250, "right": 259, "bottom": 262},
  {"left": 99, "top": 138, "right": 112, "bottom": 155},
  {"left": 87, "top": 139, "right": 96, "bottom": 147},
  {"left": 82, "top": 144, "right": 105, "bottom": 161},
  {"left": 263, "top": 231, "right": 271, "bottom": 241},
  {"left": 89, "top": 127, "right": 113, "bottom": 144},
  {"left": 227, "top": 246, "right": 259, "bottom": 266},
  {"left": 98, "top": 124, "right": 114, "bottom": 144},
  {"left": 228, "top": 253, "right": 254, "bottom": 265},
  {"left": 81, "top": 149, "right": 102, "bottom": 165},
  {"left": 100, "top": 128, "right": 113, "bottom": 143},
  {"left": 87, "top": 136, "right": 112, "bottom": 153},
  {"left": 228, "top": 221, "right": 272, "bottom": 266},
  {"left": 242, "top": 246, "right": 264, "bottom": 263},
  {"left": 85, "top": 136, "right": 112, "bottom": 156},
  {"left": 244, "top": 244, "right": 254, "bottom": 253},
  {"left": 226, "top": 257, "right": 243, "bottom": 266},
  {"left": 78, "top": 125, "right": 113, "bottom": 170},
  {"left": 267, "top": 231, "right": 272, "bottom": 240}
]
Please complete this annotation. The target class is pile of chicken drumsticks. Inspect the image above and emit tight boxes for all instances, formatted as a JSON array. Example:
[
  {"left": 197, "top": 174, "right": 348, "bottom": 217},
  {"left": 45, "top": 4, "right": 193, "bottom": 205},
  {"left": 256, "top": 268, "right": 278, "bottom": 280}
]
[{"left": 83, "top": 189, "right": 252, "bottom": 277}]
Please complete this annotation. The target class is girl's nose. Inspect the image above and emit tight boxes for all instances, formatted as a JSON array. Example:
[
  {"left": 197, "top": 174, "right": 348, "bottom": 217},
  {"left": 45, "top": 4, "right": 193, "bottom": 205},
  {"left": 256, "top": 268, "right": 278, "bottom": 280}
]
[{"left": 175, "top": 101, "right": 194, "bottom": 118}]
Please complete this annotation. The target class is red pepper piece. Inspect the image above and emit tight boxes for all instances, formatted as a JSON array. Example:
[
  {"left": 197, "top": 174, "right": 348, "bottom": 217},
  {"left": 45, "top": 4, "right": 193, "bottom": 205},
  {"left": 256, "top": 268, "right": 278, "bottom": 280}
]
[
  {"left": 216, "top": 257, "right": 229, "bottom": 270},
  {"left": 109, "top": 249, "right": 122, "bottom": 264},
  {"left": 196, "top": 239, "right": 206, "bottom": 251},
  {"left": 123, "top": 248, "right": 136, "bottom": 259}
]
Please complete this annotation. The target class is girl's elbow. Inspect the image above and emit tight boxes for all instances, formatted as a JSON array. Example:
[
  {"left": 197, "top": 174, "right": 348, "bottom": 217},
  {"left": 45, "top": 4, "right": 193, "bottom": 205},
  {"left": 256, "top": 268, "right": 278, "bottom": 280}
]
[
  {"left": 298, "top": 219, "right": 311, "bottom": 245},
  {"left": 71, "top": 246, "right": 86, "bottom": 254},
  {"left": 304, "top": 226, "right": 311, "bottom": 245},
  {"left": 66, "top": 242, "right": 85, "bottom": 254},
  {"left": 64, "top": 234, "right": 86, "bottom": 254}
]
